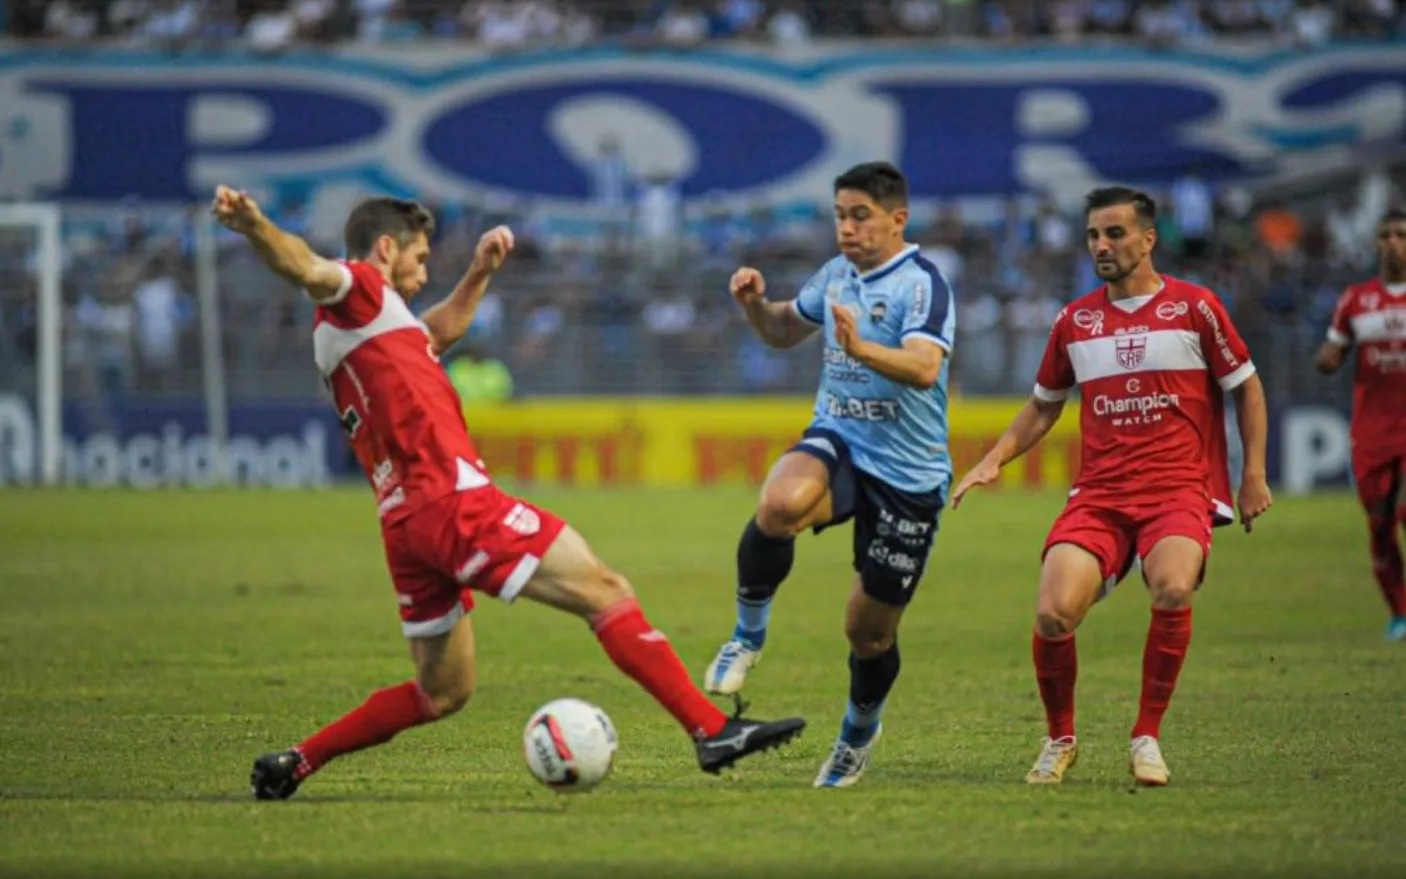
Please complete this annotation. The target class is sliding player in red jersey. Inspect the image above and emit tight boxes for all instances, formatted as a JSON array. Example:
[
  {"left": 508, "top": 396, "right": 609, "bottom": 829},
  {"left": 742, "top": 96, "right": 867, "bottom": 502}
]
[
  {"left": 1315, "top": 209, "right": 1406, "bottom": 642},
  {"left": 210, "top": 186, "right": 804, "bottom": 799},
  {"left": 952, "top": 186, "right": 1272, "bottom": 787}
]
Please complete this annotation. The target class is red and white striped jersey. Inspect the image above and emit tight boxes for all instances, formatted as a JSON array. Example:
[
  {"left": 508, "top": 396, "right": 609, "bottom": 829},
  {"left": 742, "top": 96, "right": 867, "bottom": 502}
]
[
  {"left": 1034, "top": 276, "right": 1254, "bottom": 522},
  {"left": 312, "top": 261, "right": 488, "bottom": 523},
  {"left": 1327, "top": 277, "right": 1406, "bottom": 465}
]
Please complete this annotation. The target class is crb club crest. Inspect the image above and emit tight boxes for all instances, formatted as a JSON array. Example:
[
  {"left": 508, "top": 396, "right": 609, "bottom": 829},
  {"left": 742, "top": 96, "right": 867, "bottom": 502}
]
[
  {"left": 1116, "top": 335, "right": 1148, "bottom": 370},
  {"left": 1385, "top": 311, "right": 1406, "bottom": 336}
]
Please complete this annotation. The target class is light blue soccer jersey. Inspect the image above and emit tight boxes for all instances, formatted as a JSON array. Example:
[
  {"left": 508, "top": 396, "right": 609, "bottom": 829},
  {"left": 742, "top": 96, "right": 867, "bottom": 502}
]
[{"left": 792, "top": 244, "right": 956, "bottom": 495}]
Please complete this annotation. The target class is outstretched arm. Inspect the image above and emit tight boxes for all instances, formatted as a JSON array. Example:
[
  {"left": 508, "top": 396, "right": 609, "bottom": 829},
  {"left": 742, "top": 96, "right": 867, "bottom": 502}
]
[
  {"left": 732, "top": 266, "right": 820, "bottom": 350},
  {"left": 951, "top": 397, "right": 1066, "bottom": 509},
  {"left": 420, "top": 226, "right": 515, "bottom": 355},
  {"left": 210, "top": 185, "right": 347, "bottom": 302}
]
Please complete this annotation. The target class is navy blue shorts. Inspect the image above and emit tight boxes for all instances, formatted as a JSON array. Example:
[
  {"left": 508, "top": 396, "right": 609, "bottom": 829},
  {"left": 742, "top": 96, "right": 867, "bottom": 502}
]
[{"left": 789, "top": 426, "right": 946, "bottom": 607}]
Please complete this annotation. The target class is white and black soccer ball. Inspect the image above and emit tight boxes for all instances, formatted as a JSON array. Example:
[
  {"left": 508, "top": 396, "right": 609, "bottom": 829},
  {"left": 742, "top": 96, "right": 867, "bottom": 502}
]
[{"left": 523, "top": 698, "right": 618, "bottom": 793}]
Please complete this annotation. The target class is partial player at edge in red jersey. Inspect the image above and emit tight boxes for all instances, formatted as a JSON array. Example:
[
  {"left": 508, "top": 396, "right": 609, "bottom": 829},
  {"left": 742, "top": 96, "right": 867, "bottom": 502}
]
[
  {"left": 209, "top": 186, "right": 805, "bottom": 800},
  {"left": 1315, "top": 208, "right": 1406, "bottom": 643},
  {"left": 951, "top": 185, "right": 1273, "bottom": 788}
]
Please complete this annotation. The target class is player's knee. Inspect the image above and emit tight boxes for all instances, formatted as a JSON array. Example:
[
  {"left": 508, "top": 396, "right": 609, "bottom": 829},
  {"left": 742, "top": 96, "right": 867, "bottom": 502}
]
[
  {"left": 577, "top": 563, "right": 635, "bottom": 617},
  {"left": 421, "top": 679, "right": 474, "bottom": 719},
  {"left": 1034, "top": 601, "right": 1084, "bottom": 638},
  {"left": 1147, "top": 575, "right": 1197, "bottom": 610},
  {"left": 846, "top": 626, "right": 895, "bottom": 659},
  {"left": 756, "top": 490, "right": 810, "bottom": 537}
]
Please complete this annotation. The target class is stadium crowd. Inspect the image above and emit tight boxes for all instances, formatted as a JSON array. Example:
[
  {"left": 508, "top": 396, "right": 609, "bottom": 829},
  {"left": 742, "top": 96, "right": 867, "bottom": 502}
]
[
  {"left": 1, "top": 158, "right": 1398, "bottom": 407},
  {"left": 8, "top": 0, "right": 1403, "bottom": 49}
]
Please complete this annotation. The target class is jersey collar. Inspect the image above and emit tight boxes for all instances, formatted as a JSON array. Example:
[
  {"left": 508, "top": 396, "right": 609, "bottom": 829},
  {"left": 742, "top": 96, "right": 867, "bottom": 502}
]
[{"left": 849, "top": 243, "right": 920, "bottom": 284}]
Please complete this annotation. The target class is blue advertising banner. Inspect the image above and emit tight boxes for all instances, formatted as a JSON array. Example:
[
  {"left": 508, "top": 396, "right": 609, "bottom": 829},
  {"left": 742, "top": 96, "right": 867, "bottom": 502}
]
[
  {"left": 0, "top": 43, "right": 1401, "bottom": 208},
  {"left": 0, "top": 393, "right": 352, "bottom": 487}
]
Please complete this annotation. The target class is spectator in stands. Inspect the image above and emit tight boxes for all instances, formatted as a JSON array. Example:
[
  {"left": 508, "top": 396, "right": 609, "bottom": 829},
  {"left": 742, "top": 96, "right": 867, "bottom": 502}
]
[
  {"left": 1170, "top": 167, "right": 1215, "bottom": 261},
  {"left": 1255, "top": 199, "right": 1305, "bottom": 262},
  {"left": 447, "top": 343, "right": 514, "bottom": 405},
  {"left": 766, "top": 0, "right": 812, "bottom": 44}
]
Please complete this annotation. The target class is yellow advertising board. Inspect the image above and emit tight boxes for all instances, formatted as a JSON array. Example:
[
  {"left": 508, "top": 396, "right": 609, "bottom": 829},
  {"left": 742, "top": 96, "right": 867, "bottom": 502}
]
[{"left": 464, "top": 397, "right": 1081, "bottom": 489}]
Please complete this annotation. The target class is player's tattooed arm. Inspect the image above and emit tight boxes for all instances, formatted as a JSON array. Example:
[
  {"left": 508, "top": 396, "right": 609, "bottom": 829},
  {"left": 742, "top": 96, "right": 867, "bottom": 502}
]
[
  {"left": 1231, "top": 373, "right": 1272, "bottom": 532},
  {"left": 730, "top": 267, "right": 819, "bottom": 349},
  {"left": 830, "top": 304, "right": 944, "bottom": 389},
  {"left": 209, "top": 185, "right": 347, "bottom": 301},
  {"left": 421, "top": 225, "right": 515, "bottom": 354},
  {"left": 951, "top": 397, "right": 1065, "bottom": 509}
]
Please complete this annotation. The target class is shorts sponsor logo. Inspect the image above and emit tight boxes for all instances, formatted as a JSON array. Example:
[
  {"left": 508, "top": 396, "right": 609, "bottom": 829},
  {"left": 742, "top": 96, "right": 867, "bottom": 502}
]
[
  {"left": 867, "top": 541, "right": 920, "bottom": 573},
  {"left": 504, "top": 503, "right": 541, "bottom": 536},
  {"left": 455, "top": 550, "right": 490, "bottom": 583}
]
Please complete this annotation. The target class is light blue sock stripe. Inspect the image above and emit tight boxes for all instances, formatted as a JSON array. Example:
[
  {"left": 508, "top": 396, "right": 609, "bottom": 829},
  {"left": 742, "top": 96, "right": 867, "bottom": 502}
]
[{"left": 734, "top": 598, "right": 772, "bottom": 647}]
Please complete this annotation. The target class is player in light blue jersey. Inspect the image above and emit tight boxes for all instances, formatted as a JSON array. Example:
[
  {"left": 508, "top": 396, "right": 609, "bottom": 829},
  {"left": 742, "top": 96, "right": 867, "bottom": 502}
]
[{"left": 703, "top": 162, "right": 956, "bottom": 788}]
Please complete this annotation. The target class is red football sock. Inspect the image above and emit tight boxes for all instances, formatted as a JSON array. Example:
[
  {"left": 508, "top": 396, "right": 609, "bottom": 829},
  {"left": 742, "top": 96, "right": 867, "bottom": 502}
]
[
  {"left": 294, "top": 680, "right": 438, "bottom": 779},
  {"left": 1032, "top": 631, "right": 1077, "bottom": 741},
  {"left": 1369, "top": 513, "right": 1406, "bottom": 617},
  {"left": 1132, "top": 607, "right": 1193, "bottom": 740},
  {"left": 591, "top": 598, "right": 727, "bottom": 739}
]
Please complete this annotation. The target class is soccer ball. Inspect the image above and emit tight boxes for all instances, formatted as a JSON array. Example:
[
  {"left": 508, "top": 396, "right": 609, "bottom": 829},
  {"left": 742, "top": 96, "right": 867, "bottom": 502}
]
[{"left": 523, "top": 698, "right": 618, "bottom": 793}]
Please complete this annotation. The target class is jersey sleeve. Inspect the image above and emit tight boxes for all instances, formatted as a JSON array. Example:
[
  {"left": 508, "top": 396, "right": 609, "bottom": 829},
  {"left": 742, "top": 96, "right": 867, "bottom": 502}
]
[
  {"left": 1033, "top": 309, "right": 1075, "bottom": 402},
  {"left": 900, "top": 266, "right": 955, "bottom": 352},
  {"left": 1193, "top": 293, "right": 1256, "bottom": 391},
  {"left": 1326, "top": 288, "right": 1355, "bottom": 347},
  {"left": 313, "top": 261, "right": 386, "bottom": 326},
  {"left": 791, "top": 266, "right": 827, "bottom": 326}
]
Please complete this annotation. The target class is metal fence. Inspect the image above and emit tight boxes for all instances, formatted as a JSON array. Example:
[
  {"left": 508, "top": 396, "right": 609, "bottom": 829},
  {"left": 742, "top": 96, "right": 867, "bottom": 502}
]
[{"left": 0, "top": 200, "right": 1373, "bottom": 412}]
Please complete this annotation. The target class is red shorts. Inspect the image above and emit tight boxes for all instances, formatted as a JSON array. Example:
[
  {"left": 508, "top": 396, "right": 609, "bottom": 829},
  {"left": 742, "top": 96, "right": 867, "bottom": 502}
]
[
  {"left": 1043, "top": 490, "right": 1214, "bottom": 596},
  {"left": 380, "top": 489, "right": 566, "bottom": 638},
  {"left": 1351, "top": 452, "right": 1405, "bottom": 510}
]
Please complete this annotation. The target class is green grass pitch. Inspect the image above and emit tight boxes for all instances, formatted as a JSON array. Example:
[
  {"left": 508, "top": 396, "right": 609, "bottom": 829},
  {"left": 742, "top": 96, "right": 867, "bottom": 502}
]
[{"left": 0, "top": 486, "right": 1403, "bottom": 878}]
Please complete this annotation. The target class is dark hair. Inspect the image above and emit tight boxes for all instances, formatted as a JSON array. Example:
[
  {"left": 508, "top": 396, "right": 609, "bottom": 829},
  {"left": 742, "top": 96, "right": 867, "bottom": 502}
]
[
  {"left": 344, "top": 197, "right": 435, "bottom": 258},
  {"left": 834, "top": 162, "right": 908, "bottom": 210},
  {"left": 1084, "top": 186, "right": 1157, "bottom": 228},
  {"left": 1381, "top": 208, "right": 1406, "bottom": 226}
]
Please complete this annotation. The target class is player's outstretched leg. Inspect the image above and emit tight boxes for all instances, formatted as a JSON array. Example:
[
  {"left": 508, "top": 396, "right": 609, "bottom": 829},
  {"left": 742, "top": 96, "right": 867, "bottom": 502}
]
[
  {"left": 520, "top": 524, "right": 805, "bottom": 774},
  {"left": 1130, "top": 535, "right": 1204, "bottom": 787},
  {"left": 252, "top": 610, "right": 475, "bottom": 800},
  {"left": 814, "top": 584, "right": 903, "bottom": 789},
  {"left": 1026, "top": 544, "right": 1104, "bottom": 785},
  {"left": 706, "top": 451, "right": 831, "bottom": 697}
]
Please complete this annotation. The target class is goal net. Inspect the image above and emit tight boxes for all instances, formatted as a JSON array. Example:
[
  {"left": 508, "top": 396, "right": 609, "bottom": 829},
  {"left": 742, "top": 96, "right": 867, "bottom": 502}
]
[
  {"left": 0, "top": 202, "right": 239, "bottom": 489},
  {"left": 0, "top": 203, "right": 61, "bottom": 486}
]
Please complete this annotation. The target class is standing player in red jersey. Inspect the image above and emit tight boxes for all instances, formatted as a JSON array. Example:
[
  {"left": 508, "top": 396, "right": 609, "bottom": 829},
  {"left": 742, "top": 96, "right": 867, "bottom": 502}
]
[
  {"left": 1314, "top": 209, "right": 1406, "bottom": 642},
  {"left": 209, "top": 186, "right": 805, "bottom": 800},
  {"left": 951, "top": 187, "right": 1272, "bottom": 787}
]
